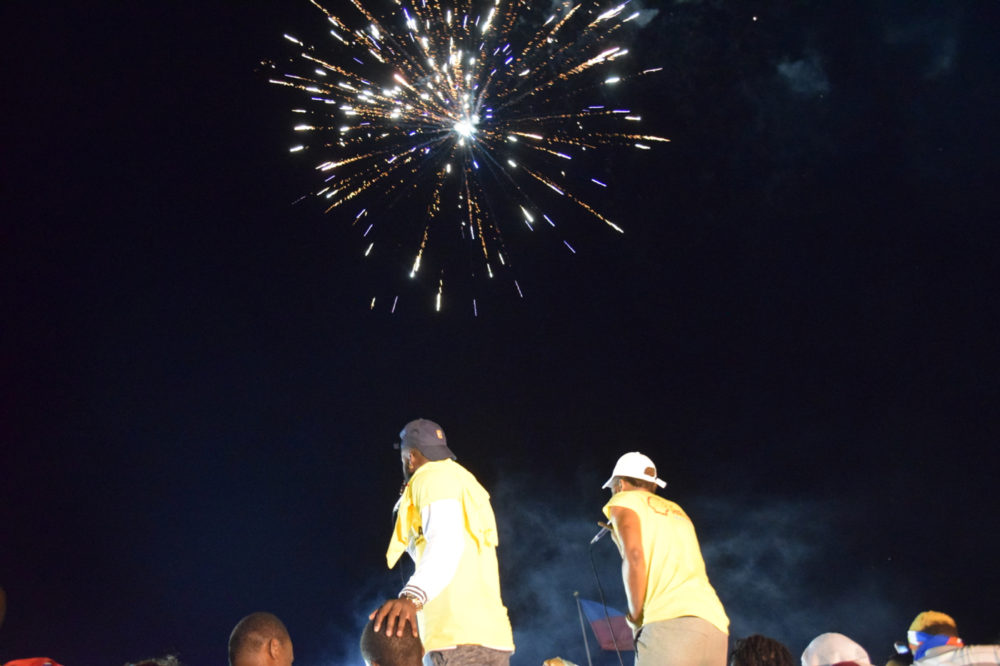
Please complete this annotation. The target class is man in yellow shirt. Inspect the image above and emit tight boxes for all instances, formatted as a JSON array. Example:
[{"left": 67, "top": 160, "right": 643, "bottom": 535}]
[
  {"left": 370, "top": 419, "right": 515, "bottom": 666},
  {"left": 602, "top": 451, "right": 729, "bottom": 666}
]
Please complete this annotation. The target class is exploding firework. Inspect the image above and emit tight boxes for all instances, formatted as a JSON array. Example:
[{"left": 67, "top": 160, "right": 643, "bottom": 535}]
[{"left": 268, "top": 0, "right": 668, "bottom": 313}]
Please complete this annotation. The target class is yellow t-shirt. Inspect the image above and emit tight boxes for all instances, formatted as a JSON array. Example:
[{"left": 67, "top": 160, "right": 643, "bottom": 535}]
[
  {"left": 387, "top": 459, "right": 515, "bottom": 652},
  {"left": 602, "top": 490, "right": 729, "bottom": 634}
]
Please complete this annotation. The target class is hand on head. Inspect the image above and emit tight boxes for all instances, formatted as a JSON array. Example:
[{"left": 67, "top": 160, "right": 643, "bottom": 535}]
[
  {"left": 361, "top": 609, "right": 425, "bottom": 666},
  {"left": 369, "top": 597, "right": 419, "bottom": 637}
]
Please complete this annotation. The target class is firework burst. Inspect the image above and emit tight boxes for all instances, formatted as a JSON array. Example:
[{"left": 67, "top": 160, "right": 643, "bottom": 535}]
[{"left": 268, "top": 0, "right": 668, "bottom": 313}]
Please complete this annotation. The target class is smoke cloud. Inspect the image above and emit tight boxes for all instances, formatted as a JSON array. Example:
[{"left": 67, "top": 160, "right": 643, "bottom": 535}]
[
  {"left": 777, "top": 54, "right": 831, "bottom": 97},
  {"left": 691, "top": 495, "right": 901, "bottom": 660},
  {"left": 320, "top": 476, "right": 908, "bottom": 665},
  {"left": 490, "top": 480, "right": 906, "bottom": 665},
  {"left": 884, "top": 14, "right": 960, "bottom": 80}
]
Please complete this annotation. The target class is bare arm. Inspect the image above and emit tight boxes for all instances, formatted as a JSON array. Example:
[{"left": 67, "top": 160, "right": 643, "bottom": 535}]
[{"left": 609, "top": 504, "right": 646, "bottom": 625}]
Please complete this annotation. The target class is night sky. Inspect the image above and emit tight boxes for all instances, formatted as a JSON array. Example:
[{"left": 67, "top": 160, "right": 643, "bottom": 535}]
[{"left": 2, "top": 1, "right": 999, "bottom": 665}]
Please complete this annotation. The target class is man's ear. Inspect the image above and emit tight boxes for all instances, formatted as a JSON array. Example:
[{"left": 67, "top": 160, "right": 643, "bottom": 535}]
[{"left": 267, "top": 637, "right": 281, "bottom": 659}]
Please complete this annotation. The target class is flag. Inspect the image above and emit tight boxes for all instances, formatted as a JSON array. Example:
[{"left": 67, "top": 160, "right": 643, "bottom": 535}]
[{"left": 577, "top": 598, "right": 635, "bottom": 651}]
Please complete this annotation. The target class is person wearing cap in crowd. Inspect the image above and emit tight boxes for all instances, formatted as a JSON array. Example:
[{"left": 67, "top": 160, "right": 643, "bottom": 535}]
[
  {"left": 801, "top": 632, "right": 873, "bottom": 666},
  {"left": 601, "top": 451, "right": 729, "bottom": 666},
  {"left": 370, "top": 419, "right": 515, "bottom": 666},
  {"left": 905, "top": 611, "right": 1000, "bottom": 666}
]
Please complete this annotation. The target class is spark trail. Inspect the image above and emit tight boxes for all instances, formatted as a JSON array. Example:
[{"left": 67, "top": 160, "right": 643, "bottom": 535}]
[{"left": 269, "top": 0, "right": 668, "bottom": 313}]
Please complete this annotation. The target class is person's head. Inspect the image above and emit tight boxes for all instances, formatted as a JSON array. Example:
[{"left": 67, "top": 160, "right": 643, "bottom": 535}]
[
  {"left": 395, "top": 419, "right": 456, "bottom": 480},
  {"left": 801, "top": 633, "right": 873, "bottom": 666},
  {"left": 228, "top": 612, "right": 294, "bottom": 666},
  {"left": 360, "top": 617, "right": 424, "bottom": 666},
  {"left": 802, "top": 632, "right": 872, "bottom": 666},
  {"left": 602, "top": 452, "right": 667, "bottom": 495},
  {"left": 907, "top": 611, "right": 962, "bottom": 661},
  {"left": 731, "top": 634, "right": 795, "bottom": 666},
  {"left": 125, "top": 657, "right": 182, "bottom": 666}
]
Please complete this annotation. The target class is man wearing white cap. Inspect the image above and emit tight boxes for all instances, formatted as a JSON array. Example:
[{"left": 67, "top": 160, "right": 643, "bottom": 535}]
[
  {"left": 800, "top": 632, "right": 873, "bottom": 666},
  {"left": 601, "top": 452, "right": 729, "bottom": 666}
]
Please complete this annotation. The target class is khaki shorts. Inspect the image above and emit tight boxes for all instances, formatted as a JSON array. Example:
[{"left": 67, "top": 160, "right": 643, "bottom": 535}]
[
  {"left": 635, "top": 616, "right": 728, "bottom": 666},
  {"left": 426, "top": 645, "right": 512, "bottom": 666}
]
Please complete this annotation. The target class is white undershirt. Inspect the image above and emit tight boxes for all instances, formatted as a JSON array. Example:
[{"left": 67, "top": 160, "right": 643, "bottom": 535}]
[{"left": 400, "top": 498, "right": 465, "bottom": 606}]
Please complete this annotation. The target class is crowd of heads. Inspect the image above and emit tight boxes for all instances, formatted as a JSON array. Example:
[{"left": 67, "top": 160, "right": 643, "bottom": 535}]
[
  {"left": 225, "top": 605, "right": 423, "bottom": 666},
  {"left": 728, "top": 611, "right": 998, "bottom": 666},
  {"left": 4, "top": 579, "right": 992, "bottom": 666}
]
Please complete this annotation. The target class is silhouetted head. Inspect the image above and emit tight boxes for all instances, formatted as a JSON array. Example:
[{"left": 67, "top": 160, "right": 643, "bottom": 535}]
[
  {"left": 731, "top": 634, "right": 796, "bottom": 666},
  {"left": 360, "top": 617, "right": 424, "bottom": 666},
  {"left": 228, "top": 612, "right": 294, "bottom": 666}
]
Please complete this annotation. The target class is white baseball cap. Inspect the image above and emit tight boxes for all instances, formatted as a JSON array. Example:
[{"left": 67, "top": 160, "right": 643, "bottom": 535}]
[
  {"left": 801, "top": 633, "right": 873, "bottom": 666},
  {"left": 602, "top": 452, "right": 667, "bottom": 489}
]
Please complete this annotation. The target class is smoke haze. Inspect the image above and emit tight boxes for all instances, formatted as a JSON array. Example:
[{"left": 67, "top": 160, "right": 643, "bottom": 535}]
[{"left": 319, "top": 472, "right": 911, "bottom": 666}]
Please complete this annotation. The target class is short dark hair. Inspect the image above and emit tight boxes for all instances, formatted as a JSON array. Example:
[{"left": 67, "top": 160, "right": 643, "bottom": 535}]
[
  {"left": 125, "top": 657, "right": 181, "bottom": 666},
  {"left": 229, "top": 612, "right": 290, "bottom": 666},
  {"left": 731, "top": 634, "right": 795, "bottom": 666},
  {"left": 360, "top": 617, "right": 423, "bottom": 666},
  {"left": 920, "top": 623, "right": 959, "bottom": 638},
  {"left": 620, "top": 476, "right": 658, "bottom": 493}
]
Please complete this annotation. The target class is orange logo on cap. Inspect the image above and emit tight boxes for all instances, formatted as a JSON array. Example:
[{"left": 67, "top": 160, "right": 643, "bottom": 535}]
[{"left": 436, "top": 429, "right": 444, "bottom": 439}]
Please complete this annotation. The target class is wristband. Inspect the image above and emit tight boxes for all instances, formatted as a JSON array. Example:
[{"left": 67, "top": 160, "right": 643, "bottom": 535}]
[{"left": 399, "top": 592, "right": 424, "bottom": 611}]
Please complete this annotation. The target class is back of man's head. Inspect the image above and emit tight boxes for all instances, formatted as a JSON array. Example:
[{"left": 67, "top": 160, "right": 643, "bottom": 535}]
[
  {"left": 907, "top": 611, "right": 963, "bottom": 661},
  {"left": 909, "top": 611, "right": 959, "bottom": 638},
  {"left": 360, "top": 618, "right": 423, "bottom": 666},
  {"left": 731, "top": 634, "right": 796, "bottom": 666},
  {"left": 229, "top": 612, "right": 293, "bottom": 666}
]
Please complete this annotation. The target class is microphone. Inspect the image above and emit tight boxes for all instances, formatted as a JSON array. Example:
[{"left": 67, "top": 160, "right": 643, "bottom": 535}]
[{"left": 590, "top": 523, "right": 611, "bottom": 545}]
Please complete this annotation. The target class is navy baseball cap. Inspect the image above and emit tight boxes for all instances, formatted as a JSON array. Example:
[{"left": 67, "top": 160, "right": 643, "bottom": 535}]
[{"left": 395, "top": 418, "right": 457, "bottom": 461}]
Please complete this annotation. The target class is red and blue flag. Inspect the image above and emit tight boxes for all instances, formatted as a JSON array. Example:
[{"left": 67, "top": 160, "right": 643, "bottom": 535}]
[{"left": 577, "top": 598, "right": 635, "bottom": 651}]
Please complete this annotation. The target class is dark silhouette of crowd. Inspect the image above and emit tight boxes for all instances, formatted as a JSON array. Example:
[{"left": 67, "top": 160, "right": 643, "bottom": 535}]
[{"left": 725, "top": 613, "right": 1000, "bottom": 666}]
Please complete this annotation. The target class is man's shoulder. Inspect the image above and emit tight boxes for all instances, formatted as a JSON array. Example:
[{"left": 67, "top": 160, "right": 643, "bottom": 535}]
[
  {"left": 921, "top": 645, "right": 1000, "bottom": 666},
  {"left": 410, "top": 460, "right": 480, "bottom": 501},
  {"left": 607, "top": 491, "right": 687, "bottom": 519},
  {"left": 413, "top": 459, "right": 467, "bottom": 484}
]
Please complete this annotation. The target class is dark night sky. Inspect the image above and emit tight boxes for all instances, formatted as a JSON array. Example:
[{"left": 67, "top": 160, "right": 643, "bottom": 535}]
[{"left": 2, "top": 1, "right": 999, "bottom": 665}]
